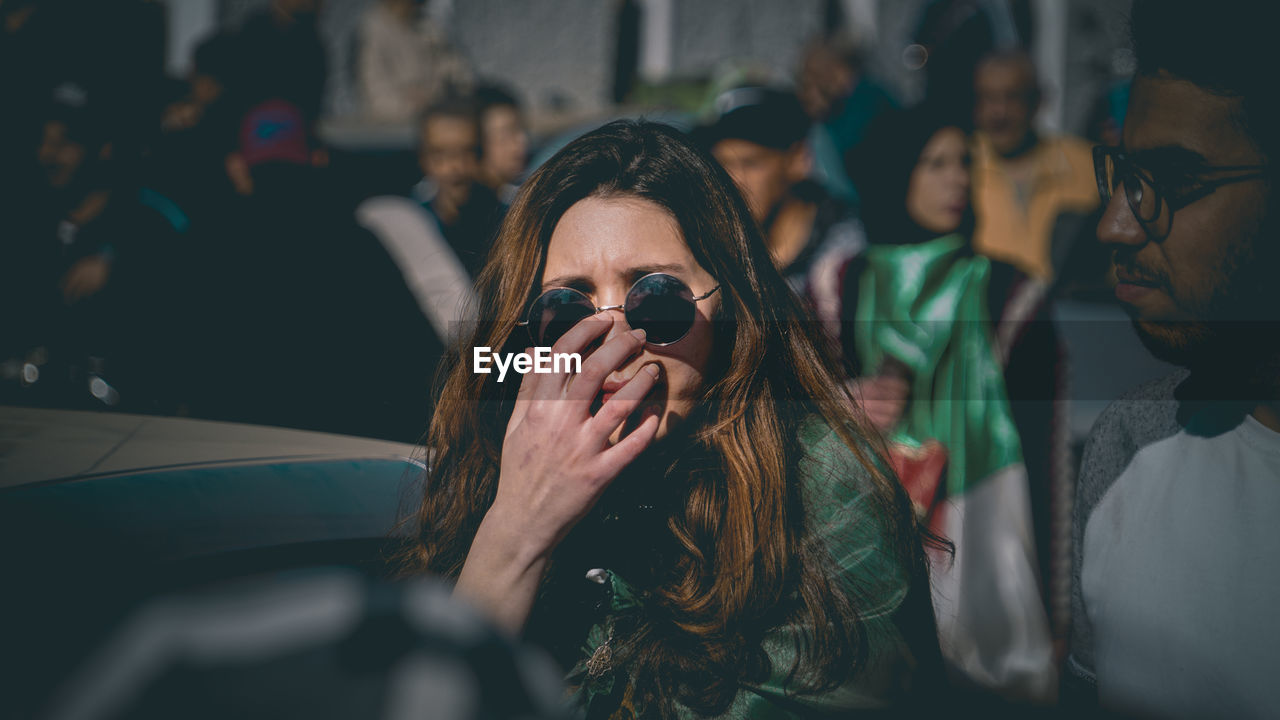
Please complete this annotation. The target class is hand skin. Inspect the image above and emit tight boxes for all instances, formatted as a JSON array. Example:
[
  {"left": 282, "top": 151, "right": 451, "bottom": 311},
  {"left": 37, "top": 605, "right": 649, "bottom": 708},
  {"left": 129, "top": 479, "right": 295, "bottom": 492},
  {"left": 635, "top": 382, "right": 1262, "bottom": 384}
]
[
  {"left": 60, "top": 254, "right": 112, "bottom": 303},
  {"left": 454, "top": 313, "right": 662, "bottom": 633},
  {"left": 848, "top": 374, "right": 910, "bottom": 433}
]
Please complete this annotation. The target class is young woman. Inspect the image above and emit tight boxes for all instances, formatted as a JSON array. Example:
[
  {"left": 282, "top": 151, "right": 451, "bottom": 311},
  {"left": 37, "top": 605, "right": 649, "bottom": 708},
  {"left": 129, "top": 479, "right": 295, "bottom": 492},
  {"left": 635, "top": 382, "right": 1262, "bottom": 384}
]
[
  {"left": 831, "top": 105, "right": 1065, "bottom": 700},
  {"left": 403, "top": 121, "right": 942, "bottom": 717}
]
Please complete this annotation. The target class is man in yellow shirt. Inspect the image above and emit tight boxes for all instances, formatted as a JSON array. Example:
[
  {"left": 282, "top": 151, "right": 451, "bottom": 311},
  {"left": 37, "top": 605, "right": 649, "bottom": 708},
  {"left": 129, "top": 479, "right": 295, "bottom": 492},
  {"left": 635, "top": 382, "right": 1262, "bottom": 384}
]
[{"left": 971, "top": 50, "right": 1098, "bottom": 282}]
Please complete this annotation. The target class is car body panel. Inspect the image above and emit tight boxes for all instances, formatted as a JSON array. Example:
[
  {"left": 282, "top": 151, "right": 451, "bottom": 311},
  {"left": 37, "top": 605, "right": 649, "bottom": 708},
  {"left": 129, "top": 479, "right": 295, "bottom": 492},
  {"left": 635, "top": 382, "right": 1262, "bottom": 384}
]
[
  {"left": 0, "top": 406, "right": 422, "bottom": 489},
  {"left": 0, "top": 406, "right": 429, "bottom": 718}
]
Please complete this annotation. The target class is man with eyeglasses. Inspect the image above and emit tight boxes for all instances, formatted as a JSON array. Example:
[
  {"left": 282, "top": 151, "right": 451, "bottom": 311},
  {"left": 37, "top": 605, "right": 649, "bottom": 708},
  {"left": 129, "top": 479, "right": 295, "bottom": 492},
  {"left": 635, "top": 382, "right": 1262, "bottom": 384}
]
[{"left": 1065, "top": 1, "right": 1278, "bottom": 717}]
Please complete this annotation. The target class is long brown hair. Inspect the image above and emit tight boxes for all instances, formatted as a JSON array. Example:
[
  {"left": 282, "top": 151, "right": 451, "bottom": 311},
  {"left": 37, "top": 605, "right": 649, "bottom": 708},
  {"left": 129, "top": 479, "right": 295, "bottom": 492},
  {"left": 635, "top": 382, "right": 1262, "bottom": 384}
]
[{"left": 403, "top": 121, "right": 931, "bottom": 715}]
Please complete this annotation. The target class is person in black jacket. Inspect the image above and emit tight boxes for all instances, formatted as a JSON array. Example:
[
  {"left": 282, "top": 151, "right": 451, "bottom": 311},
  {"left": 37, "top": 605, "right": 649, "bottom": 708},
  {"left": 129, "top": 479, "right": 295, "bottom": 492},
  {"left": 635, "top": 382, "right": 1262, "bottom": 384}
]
[{"left": 197, "top": 98, "right": 437, "bottom": 442}]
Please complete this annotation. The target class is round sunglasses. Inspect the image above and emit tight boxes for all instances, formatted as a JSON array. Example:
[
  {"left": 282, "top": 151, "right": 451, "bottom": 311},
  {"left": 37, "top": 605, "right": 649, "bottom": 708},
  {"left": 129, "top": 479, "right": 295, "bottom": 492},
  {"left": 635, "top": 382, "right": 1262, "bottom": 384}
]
[{"left": 517, "top": 273, "right": 721, "bottom": 347}]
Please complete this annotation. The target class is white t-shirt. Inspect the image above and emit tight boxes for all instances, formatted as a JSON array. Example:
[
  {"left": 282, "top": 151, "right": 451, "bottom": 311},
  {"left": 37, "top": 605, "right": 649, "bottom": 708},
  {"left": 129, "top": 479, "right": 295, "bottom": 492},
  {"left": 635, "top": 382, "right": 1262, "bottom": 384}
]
[{"left": 1082, "top": 414, "right": 1280, "bottom": 718}]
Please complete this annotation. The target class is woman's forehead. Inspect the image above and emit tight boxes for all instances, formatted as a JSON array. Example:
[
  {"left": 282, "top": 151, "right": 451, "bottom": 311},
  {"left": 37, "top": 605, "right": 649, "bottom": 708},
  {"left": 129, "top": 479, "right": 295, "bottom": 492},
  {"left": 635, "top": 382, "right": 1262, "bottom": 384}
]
[
  {"left": 543, "top": 196, "right": 699, "bottom": 279},
  {"left": 920, "top": 126, "right": 966, "bottom": 155}
]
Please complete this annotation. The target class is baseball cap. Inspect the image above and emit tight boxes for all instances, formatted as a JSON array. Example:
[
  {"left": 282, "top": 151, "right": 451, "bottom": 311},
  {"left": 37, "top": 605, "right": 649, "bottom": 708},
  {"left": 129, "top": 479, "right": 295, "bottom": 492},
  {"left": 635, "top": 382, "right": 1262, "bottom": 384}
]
[
  {"left": 238, "top": 99, "right": 312, "bottom": 168},
  {"left": 691, "top": 86, "right": 810, "bottom": 151}
]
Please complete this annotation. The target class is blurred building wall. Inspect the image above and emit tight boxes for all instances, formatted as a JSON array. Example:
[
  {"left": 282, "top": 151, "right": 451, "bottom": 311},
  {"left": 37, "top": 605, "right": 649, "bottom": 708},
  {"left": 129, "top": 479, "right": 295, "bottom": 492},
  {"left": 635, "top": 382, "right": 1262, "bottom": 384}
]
[
  {"left": 453, "top": 0, "right": 616, "bottom": 123},
  {"left": 218, "top": 0, "right": 827, "bottom": 123},
  {"left": 668, "top": 0, "right": 824, "bottom": 84},
  {"left": 210, "top": 0, "right": 1131, "bottom": 140}
]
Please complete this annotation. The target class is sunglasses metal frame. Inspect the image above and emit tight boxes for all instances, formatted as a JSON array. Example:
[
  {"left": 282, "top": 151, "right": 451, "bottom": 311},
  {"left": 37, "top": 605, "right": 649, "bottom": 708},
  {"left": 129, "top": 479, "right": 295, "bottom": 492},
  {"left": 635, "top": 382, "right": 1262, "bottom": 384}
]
[{"left": 517, "top": 272, "right": 721, "bottom": 347}]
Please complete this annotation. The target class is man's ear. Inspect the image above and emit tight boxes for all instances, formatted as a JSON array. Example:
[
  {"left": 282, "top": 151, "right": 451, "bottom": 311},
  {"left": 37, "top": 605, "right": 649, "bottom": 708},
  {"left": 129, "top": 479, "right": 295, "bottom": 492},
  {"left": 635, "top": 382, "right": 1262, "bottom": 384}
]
[
  {"left": 785, "top": 143, "right": 813, "bottom": 184},
  {"left": 225, "top": 152, "right": 253, "bottom": 196}
]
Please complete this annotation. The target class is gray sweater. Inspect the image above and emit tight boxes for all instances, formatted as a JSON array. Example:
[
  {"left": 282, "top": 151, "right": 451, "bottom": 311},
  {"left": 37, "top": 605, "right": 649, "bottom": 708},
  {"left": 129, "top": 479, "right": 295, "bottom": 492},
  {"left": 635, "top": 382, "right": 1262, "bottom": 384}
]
[{"left": 1063, "top": 369, "right": 1186, "bottom": 708}]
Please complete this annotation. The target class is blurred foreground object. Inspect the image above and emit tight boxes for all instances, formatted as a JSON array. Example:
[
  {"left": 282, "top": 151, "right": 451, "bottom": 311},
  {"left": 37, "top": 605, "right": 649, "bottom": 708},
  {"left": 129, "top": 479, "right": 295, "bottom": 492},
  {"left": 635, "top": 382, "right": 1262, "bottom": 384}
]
[
  {"left": 43, "top": 570, "right": 567, "bottom": 720},
  {"left": 0, "top": 407, "right": 423, "bottom": 717}
]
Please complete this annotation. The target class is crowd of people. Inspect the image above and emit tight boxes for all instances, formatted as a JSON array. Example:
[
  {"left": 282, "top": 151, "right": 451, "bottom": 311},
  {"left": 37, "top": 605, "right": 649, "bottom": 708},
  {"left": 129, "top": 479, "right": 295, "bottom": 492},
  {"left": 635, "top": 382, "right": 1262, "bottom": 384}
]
[
  {"left": 0, "top": 0, "right": 504, "bottom": 441},
  {"left": 3, "top": 0, "right": 1277, "bottom": 717}
]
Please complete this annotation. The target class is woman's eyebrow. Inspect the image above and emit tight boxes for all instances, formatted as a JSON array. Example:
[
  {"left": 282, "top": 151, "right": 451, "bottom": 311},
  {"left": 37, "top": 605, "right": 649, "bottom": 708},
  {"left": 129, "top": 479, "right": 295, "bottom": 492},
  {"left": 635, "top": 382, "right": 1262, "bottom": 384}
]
[
  {"left": 541, "top": 264, "right": 690, "bottom": 291},
  {"left": 541, "top": 274, "right": 591, "bottom": 290},
  {"left": 628, "top": 263, "right": 687, "bottom": 277}
]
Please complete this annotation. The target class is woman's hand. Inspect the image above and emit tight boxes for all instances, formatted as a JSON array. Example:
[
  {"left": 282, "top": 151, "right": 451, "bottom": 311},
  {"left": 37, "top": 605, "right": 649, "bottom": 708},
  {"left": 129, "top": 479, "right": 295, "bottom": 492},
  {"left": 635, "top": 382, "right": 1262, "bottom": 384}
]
[
  {"left": 60, "top": 254, "right": 112, "bottom": 303},
  {"left": 496, "top": 312, "right": 661, "bottom": 550},
  {"left": 848, "top": 373, "right": 910, "bottom": 434},
  {"left": 455, "top": 313, "right": 662, "bottom": 632}
]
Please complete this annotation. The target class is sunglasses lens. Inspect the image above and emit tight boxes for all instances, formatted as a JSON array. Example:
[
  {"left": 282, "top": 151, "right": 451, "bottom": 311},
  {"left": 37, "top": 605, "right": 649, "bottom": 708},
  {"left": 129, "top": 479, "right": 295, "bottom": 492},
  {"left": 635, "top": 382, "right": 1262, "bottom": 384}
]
[
  {"left": 527, "top": 288, "right": 594, "bottom": 347},
  {"left": 626, "top": 274, "right": 696, "bottom": 345}
]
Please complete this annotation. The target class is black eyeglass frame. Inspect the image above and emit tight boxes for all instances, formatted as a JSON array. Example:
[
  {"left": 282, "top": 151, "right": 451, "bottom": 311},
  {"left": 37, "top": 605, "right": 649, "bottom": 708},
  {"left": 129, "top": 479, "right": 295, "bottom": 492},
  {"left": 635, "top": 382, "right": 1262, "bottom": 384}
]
[
  {"left": 1092, "top": 145, "right": 1269, "bottom": 238},
  {"left": 516, "top": 272, "right": 722, "bottom": 347}
]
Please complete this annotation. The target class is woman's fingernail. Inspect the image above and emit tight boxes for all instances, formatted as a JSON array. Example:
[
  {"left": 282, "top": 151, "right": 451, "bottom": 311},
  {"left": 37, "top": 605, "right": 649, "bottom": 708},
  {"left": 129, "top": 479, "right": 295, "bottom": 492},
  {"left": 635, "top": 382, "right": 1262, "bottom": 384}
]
[
  {"left": 631, "top": 328, "right": 646, "bottom": 341},
  {"left": 644, "top": 363, "right": 660, "bottom": 378}
]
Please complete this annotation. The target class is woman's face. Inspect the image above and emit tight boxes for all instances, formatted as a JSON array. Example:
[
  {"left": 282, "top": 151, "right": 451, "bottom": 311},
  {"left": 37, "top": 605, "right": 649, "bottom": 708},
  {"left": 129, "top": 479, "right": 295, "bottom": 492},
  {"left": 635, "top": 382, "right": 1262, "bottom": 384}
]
[
  {"left": 541, "top": 195, "right": 720, "bottom": 444},
  {"left": 481, "top": 105, "right": 528, "bottom": 186},
  {"left": 905, "top": 126, "right": 971, "bottom": 235}
]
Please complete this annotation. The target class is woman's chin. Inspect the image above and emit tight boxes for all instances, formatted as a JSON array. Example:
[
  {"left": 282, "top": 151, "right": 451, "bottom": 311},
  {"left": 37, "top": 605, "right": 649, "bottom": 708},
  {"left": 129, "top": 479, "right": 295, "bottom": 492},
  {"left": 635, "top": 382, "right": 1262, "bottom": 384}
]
[{"left": 606, "top": 400, "right": 670, "bottom": 448}]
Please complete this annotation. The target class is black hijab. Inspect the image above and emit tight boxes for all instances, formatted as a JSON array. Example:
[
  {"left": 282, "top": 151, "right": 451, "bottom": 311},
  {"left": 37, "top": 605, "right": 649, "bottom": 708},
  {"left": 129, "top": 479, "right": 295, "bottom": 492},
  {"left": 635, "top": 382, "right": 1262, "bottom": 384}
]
[{"left": 845, "top": 103, "right": 975, "bottom": 246}]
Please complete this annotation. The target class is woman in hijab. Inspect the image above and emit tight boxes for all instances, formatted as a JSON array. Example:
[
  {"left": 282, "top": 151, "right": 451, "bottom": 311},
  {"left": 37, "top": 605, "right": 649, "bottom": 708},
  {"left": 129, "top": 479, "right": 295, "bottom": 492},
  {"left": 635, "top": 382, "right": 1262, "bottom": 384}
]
[{"left": 821, "top": 103, "right": 1065, "bottom": 702}]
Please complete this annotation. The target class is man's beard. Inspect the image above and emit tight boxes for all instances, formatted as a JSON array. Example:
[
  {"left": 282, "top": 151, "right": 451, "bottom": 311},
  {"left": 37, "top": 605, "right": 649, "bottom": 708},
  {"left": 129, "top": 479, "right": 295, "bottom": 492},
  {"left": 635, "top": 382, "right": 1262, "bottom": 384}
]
[
  {"left": 1130, "top": 208, "right": 1280, "bottom": 400},
  {"left": 1131, "top": 317, "right": 1215, "bottom": 367}
]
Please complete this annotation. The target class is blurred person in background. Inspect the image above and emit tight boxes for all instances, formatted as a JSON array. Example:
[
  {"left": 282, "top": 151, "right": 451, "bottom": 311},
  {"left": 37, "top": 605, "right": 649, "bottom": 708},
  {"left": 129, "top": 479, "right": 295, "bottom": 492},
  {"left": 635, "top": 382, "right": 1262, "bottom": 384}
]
[
  {"left": 405, "top": 120, "right": 946, "bottom": 717},
  {"left": 475, "top": 82, "right": 529, "bottom": 205},
  {"left": 911, "top": 0, "right": 1030, "bottom": 120},
  {"left": 199, "top": 98, "right": 434, "bottom": 441},
  {"left": 825, "top": 103, "right": 1063, "bottom": 703},
  {"left": 1066, "top": 1, "right": 1280, "bottom": 716},
  {"left": 796, "top": 32, "right": 897, "bottom": 204},
  {"left": 132, "top": 33, "right": 247, "bottom": 413},
  {"left": 0, "top": 0, "right": 45, "bottom": 174},
  {"left": 357, "top": 0, "right": 474, "bottom": 123},
  {"left": 0, "top": 0, "right": 165, "bottom": 154},
  {"left": 410, "top": 95, "right": 504, "bottom": 278},
  {"left": 356, "top": 95, "right": 502, "bottom": 384},
  {"left": 970, "top": 49, "right": 1099, "bottom": 284},
  {"left": 160, "top": 32, "right": 236, "bottom": 135},
  {"left": 228, "top": 0, "right": 328, "bottom": 121},
  {"left": 695, "top": 87, "right": 864, "bottom": 311},
  {"left": 3, "top": 80, "right": 120, "bottom": 375},
  {"left": 355, "top": 97, "right": 500, "bottom": 396},
  {"left": 1, "top": 81, "right": 173, "bottom": 409},
  {"left": 145, "top": 31, "right": 242, "bottom": 235}
]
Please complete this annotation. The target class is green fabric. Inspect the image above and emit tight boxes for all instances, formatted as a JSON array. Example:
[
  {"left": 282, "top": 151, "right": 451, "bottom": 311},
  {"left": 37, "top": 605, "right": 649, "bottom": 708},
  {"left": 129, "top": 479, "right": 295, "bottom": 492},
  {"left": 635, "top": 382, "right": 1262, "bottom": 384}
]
[
  {"left": 852, "top": 234, "right": 1023, "bottom": 494},
  {"left": 570, "top": 418, "right": 924, "bottom": 718}
]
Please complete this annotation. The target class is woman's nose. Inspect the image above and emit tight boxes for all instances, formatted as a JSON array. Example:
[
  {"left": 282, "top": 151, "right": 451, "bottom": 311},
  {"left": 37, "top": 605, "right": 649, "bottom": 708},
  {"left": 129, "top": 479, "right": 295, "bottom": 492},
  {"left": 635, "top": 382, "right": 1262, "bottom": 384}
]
[{"left": 600, "top": 308, "right": 632, "bottom": 344}]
